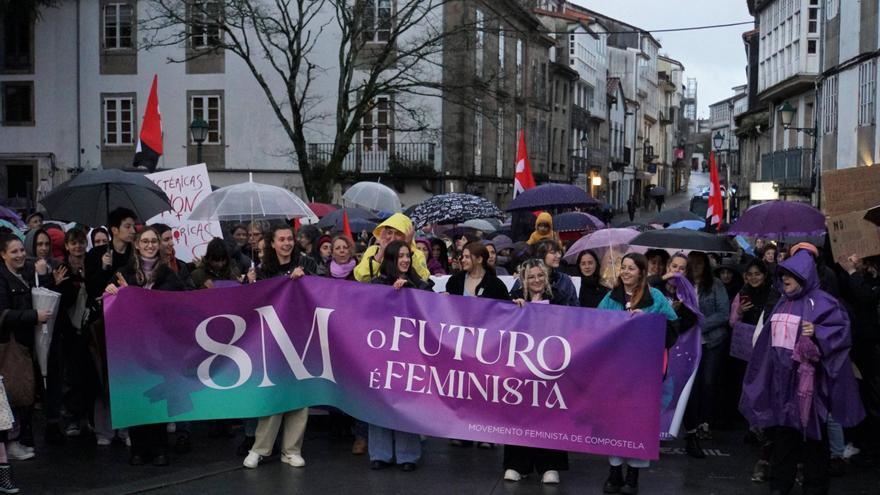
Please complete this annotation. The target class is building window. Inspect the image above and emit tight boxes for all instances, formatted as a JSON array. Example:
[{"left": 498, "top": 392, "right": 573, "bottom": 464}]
[
  {"left": 102, "top": 95, "right": 134, "bottom": 145},
  {"left": 474, "top": 107, "right": 483, "bottom": 175},
  {"left": 808, "top": 1, "right": 818, "bottom": 33},
  {"left": 363, "top": 0, "right": 393, "bottom": 43},
  {"left": 1, "top": 9, "right": 33, "bottom": 72},
  {"left": 858, "top": 60, "right": 876, "bottom": 127},
  {"left": 191, "top": 94, "right": 223, "bottom": 144},
  {"left": 190, "top": 0, "right": 222, "bottom": 49},
  {"left": 2, "top": 82, "right": 34, "bottom": 125},
  {"left": 474, "top": 9, "right": 484, "bottom": 78},
  {"left": 807, "top": 39, "right": 817, "bottom": 54},
  {"left": 103, "top": 3, "right": 134, "bottom": 49},
  {"left": 822, "top": 75, "right": 838, "bottom": 133},
  {"left": 497, "top": 28, "right": 505, "bottom": 77},
  {"left": 496, "top": 108, "right": 504, "bottom": 178},
  {"left": 361, "top": 95, "right": 389, "bottom": 151},
  {"left": 515, "top": 39, "right": 523, "bottom": 97}
]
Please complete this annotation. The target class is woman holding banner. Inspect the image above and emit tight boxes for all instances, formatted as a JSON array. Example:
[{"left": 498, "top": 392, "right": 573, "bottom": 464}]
[
  {"left": 504, "top": 259, "right": 568, "bottom": 485},
  {"left": 369, "top": 240, "right": 432, "bottom": 471},
  {"left": 104, "top": 226, "right": 185, "bottom": 466},
  {"left": 446, "top": 241, "right": 509, "bottom": 449},
  {"left": 575, "top": 250, "right": 608, "bottom": 308},
  {"left": 598, "top": 253, "right": 679, "bottom": 494},
  {"left": 243, "top": 225, "right": 317, "bottom": 470}
]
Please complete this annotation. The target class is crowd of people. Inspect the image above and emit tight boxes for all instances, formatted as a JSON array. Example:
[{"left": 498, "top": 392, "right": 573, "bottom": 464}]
[{"left": 0, "top": 206, "right": 877, "bottom": 495}]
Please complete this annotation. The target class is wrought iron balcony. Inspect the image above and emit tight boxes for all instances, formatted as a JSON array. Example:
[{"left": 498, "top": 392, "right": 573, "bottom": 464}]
[
  {"left": 307, "top": 142, "right": 437, "bottom": 175},
  {"left": 760, "top": 148, "right": 813, "bottom": 189}
]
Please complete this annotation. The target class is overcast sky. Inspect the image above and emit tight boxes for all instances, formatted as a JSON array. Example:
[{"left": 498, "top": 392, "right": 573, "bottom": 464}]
[{"left": 574, "top": 0, "right": 753, "bottom": 119}]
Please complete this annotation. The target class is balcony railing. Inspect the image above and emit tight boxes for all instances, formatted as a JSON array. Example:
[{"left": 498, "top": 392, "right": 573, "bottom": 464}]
[
  {"left": 588, "top": 146, "right": 609, "bottom": 169},
  {"left": 307, "top": 142, "right": 437, "bottom": 174},
  {"left": 570, "top": 155, "right": 589, "bottom": 175},
  {"left": 760, "top": 148, "right": 813, "bottom": 189}
]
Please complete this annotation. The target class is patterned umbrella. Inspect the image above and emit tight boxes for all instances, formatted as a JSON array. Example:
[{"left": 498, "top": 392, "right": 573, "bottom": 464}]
[
  {"left": 505, "top": 183, "right": 599, "bottom": 212},
  {"left": 0, "top": 205, "right": 24, "bottom": 228},
  {"left": 552, "top": 212, "right": 605, "bottom": 233},
  {"left": 410, "top": 193, "right": 503, "bottom": 227},
  {"left": 728, "top": 200, "right": 826, "bottom": 240}
]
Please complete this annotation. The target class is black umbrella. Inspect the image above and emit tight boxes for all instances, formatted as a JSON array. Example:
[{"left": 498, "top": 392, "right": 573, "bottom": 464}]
[
  {"left": 40, "top": 169, "right": 171, "bottom": 225},
  {"left": 649, "top": 186, "right": 667, "bottom": 197},
  {"left": 410, "top": 193, "right": 503, "bottom": 227},
  {"left": 506, "top": 183, "right": 599, "bottom": 212},
  {"left": 649, "top": 209, "right": 703, "bottom": 225},
  {"left": 316, "top": 207, "right": 378, "bottom": 231},
  {"left": 629, "top": 228, "right": 738, "bottom": 253},
  {"left": 865, "top": 204, "right": 880, "bottom": 226}
]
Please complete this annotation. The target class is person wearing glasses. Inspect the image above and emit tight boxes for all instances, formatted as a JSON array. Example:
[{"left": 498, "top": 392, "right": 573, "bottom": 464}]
[
  {"left": 503, "top": 259, "right": 569, "bottom": 485},
  {"left": 104, "top": 226, "right": 185, "bottom": 466}
]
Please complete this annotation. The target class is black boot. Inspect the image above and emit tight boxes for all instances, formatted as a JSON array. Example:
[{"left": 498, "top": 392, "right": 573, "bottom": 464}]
[
  {"left": 621, "top": 467, "right": 639, "bottom": 495},
  {"left": 685, "top": 433, "right": 706, "bottom": 459},
  {"left": 603, "top": 465, "right": 624, "bottom": 493},
  {"left": 0, "top": 464, "right": 19, "bottom": 494}
]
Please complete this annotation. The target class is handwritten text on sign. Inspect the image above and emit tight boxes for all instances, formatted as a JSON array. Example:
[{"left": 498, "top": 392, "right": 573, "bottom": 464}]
[{"left": 146, "top": 164, "right": 222, "bottom": 262}]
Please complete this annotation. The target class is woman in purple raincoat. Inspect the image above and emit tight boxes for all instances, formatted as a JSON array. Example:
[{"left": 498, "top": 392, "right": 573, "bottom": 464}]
[{"left": 740, "top": 250, "right": 864, "bottom": 495}]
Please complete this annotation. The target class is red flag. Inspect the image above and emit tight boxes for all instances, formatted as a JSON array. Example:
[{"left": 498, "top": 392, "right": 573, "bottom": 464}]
[
  {"left": 707, "top": 151, "right": 723, "bottom": 231},
  {"left": 342, "top": 209, "right": 353, "bottom": 241},
  {"left": 513, "top": 130, "right": 536, "bottom": 198},
  {"left": 133, "top": 75, "right": 163, "bottom": 172}
]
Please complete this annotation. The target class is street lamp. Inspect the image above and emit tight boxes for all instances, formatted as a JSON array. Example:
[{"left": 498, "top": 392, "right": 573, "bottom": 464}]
[
  {"left": 189, "top": 117, "right": 209, "bottom": 164},
  {"left": 776, "top": 101, "right": 820, "bottom": 208},
  {"left": 713, "top": 131, "right": 724, "bottom": 152}
]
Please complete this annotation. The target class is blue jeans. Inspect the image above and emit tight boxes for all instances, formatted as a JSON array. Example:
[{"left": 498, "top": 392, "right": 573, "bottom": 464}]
[
  {"left": 826, "top": 415, "right": 845, "bottom": 458},
  {"left": 368, "top": 425, "right": 421, "bottom": 464}
]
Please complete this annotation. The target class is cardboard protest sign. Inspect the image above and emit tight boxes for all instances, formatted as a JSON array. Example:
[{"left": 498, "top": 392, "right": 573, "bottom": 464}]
[
  {"left": 827, "top": 210, "right": 880, "bottom": 264},
  {"left": 146, "top": 164, "right": 221, "bottom": 262},
  {"left": 822, "top": 166, "right": 880, "bottom": 262}
]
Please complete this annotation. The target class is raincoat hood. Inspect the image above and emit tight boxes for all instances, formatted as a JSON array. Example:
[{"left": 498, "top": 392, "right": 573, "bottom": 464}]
[
  {"left": 526, "top": 212, "right": 559, "bottom": 245},
  {"left": 372, "top": 213, "right": 414, "bottom": 239},
  {"left": 776, "top": 250, "right": 819, "bottom": 299}
]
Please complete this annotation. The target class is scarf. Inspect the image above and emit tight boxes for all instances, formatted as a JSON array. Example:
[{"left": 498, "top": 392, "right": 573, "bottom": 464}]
[
  {"left": 141, "top": 255, "right": 159, "bottom": 285},
  {"left": 330, "top": 259, "right": 356, "bottom": 279}
]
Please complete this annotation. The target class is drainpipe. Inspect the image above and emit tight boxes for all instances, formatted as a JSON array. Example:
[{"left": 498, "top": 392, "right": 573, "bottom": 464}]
[{"left": 76, "top": 0, "right": 82, "bottom": 173}]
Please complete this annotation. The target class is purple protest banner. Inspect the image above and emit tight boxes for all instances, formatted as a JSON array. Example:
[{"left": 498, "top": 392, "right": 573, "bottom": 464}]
[{"left": 104, "top": 276, "right": 666, "bottom": 460}]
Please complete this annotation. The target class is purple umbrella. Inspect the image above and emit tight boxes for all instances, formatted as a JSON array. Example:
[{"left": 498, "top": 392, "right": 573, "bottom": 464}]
[
  {"left": 792, "top": 336, "right": 821, "bottom": 430},
  {"left": 728, "top": 201, "right": 826, "bottom": 240},
  {"left": 562, "top": 228, "right": 640, "bottom": 263},
  {"left": 506, "top": 183, "right": 599, "bottom": 212},
  {"left": 0, "top": 205, "right": 25, "bottom": 228},
  {"left": 552, "top": 212, "right": 605, "bottom": 233}
]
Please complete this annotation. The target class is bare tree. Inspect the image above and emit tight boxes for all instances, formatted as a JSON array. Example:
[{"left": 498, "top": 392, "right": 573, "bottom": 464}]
[{"left": 141, "top": 0, "right": 494, "bottom": 202}]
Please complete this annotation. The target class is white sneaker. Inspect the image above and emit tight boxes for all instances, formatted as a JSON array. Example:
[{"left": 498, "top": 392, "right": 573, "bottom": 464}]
[
  {"left": 843, "top": 443, "right": 861, "bottom": 460},
  {"left": 243, "top": 451, "right": 262, "bottom": 469},
  {"left": 64, "top": 424, "right": 81, "bottom": 437},
  {"left": 166, "top": 423, "right": 176, "bottom": 433},
  {"left": 124, "top": 437, "right": 131, "bottom": 447},
  {"left": 6, "top": 442, "right": 34, "bottom": 461},
  {"left": 541, "top": 470, "right": 560, "bottom": 484},
  {"left": 503, "top": 469, "right": 522, "bottom": 481},
  {"left": 96, "top": 436, "right": 112, "bottom": 446},
  {"left": 281, "top": 453, "right": 306, "bottom": 467}
]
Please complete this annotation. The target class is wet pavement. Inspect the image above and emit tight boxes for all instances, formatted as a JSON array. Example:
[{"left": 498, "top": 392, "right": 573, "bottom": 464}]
[{"left": 12, "top": 415, "right": 879, "bottom": 494}]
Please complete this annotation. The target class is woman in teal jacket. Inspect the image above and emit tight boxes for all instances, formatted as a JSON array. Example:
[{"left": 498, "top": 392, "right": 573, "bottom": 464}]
[{"left": 597, "top": 253, "right": 677, "bottom": 495}]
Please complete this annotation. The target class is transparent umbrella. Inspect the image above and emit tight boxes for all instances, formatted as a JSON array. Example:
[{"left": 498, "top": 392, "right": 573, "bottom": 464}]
[
  {"left": 32, "top": 274, "right": 60, "bottom": 388},
  {"left": 342, "top": 181, "right": 402, "bottom": 213},
  {"left": 188, "top": 173, "right": 315, "bottom": 222}
]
